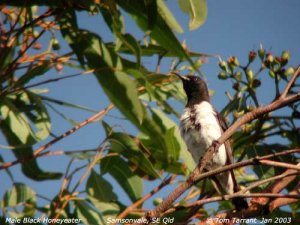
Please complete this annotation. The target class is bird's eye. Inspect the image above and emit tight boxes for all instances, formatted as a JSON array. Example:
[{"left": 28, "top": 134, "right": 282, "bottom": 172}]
[{"left": 193, "top": 77, "right": 200, "bottom": 81}]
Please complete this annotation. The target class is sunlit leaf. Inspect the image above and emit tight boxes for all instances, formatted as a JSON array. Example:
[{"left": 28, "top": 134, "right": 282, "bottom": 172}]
[
  {"left": 60, "top": 13, "right": 145, "bottom": 125},
  {"left": 178, "top": 0, "right": 207, "bottom": 30},
  {"left": 75, "top": 199, "right": 105, "bottom": 225},
  {"left": 0, "top": 99, "right": 33, "bottom": 144},
  {"left": 3, "top": 183, "right": 35, "bottom": 207},
  {"left": 0, "top": 122, "right": 62, "bottom": 181},
  {"left": 150, "top": 108, "right": 195, "bottom": 170},
  {"left": 157, "top": 0, "right": 183, "bottom": 33},
  {"left": 24, "top": 91, "right": 51, "bottom": 141},
  {"left": 88, "top": 197, "right": 121, "bottom": 219},
  {"left": 164, "top": 127, "right": 180, "bottom": 161},
  {"left": 117, "top": 0, "right": 198, "bottom": 71}
]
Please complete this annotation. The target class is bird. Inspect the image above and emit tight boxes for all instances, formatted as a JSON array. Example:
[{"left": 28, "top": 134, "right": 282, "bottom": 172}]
[{"left": 173, "top": 72, "right": 248, "bottom": 211}]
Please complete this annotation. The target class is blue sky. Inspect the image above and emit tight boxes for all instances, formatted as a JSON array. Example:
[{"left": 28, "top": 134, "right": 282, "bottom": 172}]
[{"left": 1, "top": 0, "right": 300, "bottom": 218}]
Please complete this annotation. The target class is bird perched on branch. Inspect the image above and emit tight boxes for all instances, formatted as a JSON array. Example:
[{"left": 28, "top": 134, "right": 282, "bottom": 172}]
[{"left": 173, "top": 72, "right": 248, "bottom": 211}]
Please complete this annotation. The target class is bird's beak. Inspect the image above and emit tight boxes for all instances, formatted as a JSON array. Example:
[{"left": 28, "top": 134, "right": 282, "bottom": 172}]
[{"left": 171, "top": 72, "right": 189, "bottom": 81}]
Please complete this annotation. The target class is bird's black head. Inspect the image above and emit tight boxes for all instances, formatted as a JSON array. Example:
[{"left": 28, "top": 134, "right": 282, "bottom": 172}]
[{"left": 173, "top": 73, "right": 210, "bottom": 106}]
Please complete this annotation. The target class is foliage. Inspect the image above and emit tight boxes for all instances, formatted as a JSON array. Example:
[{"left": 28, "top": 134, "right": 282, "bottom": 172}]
[{"left": 0, "top": 1, "right": 299, "bottom": 224}]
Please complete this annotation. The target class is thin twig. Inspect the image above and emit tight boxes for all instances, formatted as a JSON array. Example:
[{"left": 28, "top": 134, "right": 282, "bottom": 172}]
[
  {"left": 259, "top": 159, "right": 300, "bottom": 171},
  {"left": 53, "top": 142, "right": 108, "bottom": 220},
  {"left": 167, "top": 193, "right": 300, "bottom": 212},
  {"left": 0, "top": 104, "right": 114, "bottom": 170},
  {"left": 238, "top": 171, "right": 300, "bottom": 195},
  {"left": 114, "top": 175, "right": 176, "bottom": 224}
]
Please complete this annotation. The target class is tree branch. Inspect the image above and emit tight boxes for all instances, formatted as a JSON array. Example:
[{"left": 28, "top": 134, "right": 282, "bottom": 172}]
[
  {"left": 138, "top": 65, "right": 300, "bottom": 223},
  {"left": 196, "top": 164, "right": 300, "bottom": 225},
  {"left": 0, "top": 104, "right": 114, "bottom": 170},
  {"left": 269, "top": 182, "right": 300, "bottom": 211},
  {"left": 114, "top": 175, "right": 176, "bottom": 225}
]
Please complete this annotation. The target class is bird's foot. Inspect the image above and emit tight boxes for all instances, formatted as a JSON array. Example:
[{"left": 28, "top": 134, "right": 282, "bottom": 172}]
[{"left": 211, "top": 140, "right": 220, "bottom": 153}]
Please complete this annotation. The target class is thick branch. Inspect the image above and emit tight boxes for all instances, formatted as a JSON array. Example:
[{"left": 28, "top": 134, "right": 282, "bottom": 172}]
[
  {"left": 269, "top": 182, "right": 300, "bottom": 211},
  {"left": 139, "top": 66, "right": 300, "bottom": 223},
  {"left": 197, "top": 164, "right": 300, "bottom": 225},
  {"left": 251, "top": 163, "right": 300, "bottom": 206}
]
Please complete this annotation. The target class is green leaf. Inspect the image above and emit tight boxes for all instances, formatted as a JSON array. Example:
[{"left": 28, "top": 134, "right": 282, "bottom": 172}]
[
  {"left": 0, "top": 91, "right": 51, "bottom": 145},
  {"left": 127, "top": 69, "right": 182, "bottom": 115},
  {"left": 75, "top": 199, "right": 105, "bottom": 225},
  {"left": 88, "top": 197, "right": 121, "bottom": 219},
  {"left": 24, "top": 91, "right": 51, "bottom": 141},
  {"left": 107, "top": 43, "right": 210, "bottom": 57},
  {"left": 0, "top": 41, "right": 15, "bottom": 71},
  {"left": 0, "top": 121, "right": 62, "bottom": 181},
  {"left": 102, "top": 120, "right": 113, "bottom": 136},
  {"left": 41, "top": 95, "right": 98, "bottom": 113},
  {"left": 86, "top": 170, "right": 117, "bottom": 202},
  {"left": 144, "top": 0, "right": 158, "bottom": 30},
  {"left": 178, "top": 0, "right": 207, "bottom": 30},
  {"left": 3, "top": 183, "right": 35, "bottom": 207},
  {"left": 108, "top": 132, "right": 160, "bottom": 178},
  {"left": 120, "top": 33, "right": 141, "bottom": 67},
  {"left": 164, "top": 127, "right": 180, "bottom": 161},
  {"left": 157, "top": 0, "right": 183, "bottom": 33},
  {"left": 101, "top": 156, "right": 143, "bottom": 202},
  {"left": 150, "top": 108, "right": 195, "bottom": 170},
  {"left": 65, "top": 149, "right": 98, "bottom": 160},
  {"left": 100, "top": 1, "right": 124, "bottom": 51},
  {"left": 0, "top": 98, "right": 33, "bottom": 144},
  {"left": 17, "top": 61, "right": 52, "bottom": 85},
  {"left": 59, "top": 13, "right": 145, "bottom": 125},
  {"left": 96, "top": 70, "right": 145, "bottom": 125},
  {"left": 138, "top": 119, "right": 167, "bottom": 161},
  {"left": 221, "top": 97, "right": 240, "bottom": 117},
  {"left": 101, "top": 2, "right": 124, "bottom": 34},
  {"left": 117, "top": 0, "right": 198, "bottom": 71}
]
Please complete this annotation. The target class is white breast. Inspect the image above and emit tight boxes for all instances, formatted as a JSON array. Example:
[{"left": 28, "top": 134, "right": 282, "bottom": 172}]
[{"left": 179, "top": 101, "right": 227, "bottom": 168}]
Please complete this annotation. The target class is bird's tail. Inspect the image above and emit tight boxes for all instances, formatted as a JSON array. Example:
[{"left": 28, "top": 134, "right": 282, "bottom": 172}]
[
  {"left": 211, "top": 172, "right": 249, "bottom": 211},
  {"left": 232, "top": 197, "right": 248, "bottom": 211}
]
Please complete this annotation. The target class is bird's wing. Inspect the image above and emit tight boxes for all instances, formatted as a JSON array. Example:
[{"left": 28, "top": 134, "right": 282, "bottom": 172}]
[
  {"left": 215, "top": 112, "right": 234, "bottom": 163},
  {"left": 215, "top": 111, "right": 240, "bottom": 192}
]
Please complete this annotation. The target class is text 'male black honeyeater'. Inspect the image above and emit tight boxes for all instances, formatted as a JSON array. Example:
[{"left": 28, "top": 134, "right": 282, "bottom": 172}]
[{"left": 174, "top": 72, "right": 248, "bottom": 211}]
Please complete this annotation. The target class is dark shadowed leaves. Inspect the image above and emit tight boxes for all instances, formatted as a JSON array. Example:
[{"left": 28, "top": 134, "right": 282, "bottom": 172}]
[
  {"left": 86, "top": 170, "right": 117, "bottom": 202},
  {"left": 60, "top": 12, "right": 145, "bottom": 125},
  {"left": 116, "top": 0, "right": 196, "bottom": 68},
  {"left": 108, "top": 132, "right": 160, "bottom": 179},
  {"left": 75, "top": 199, "right": 105, "bottom": 225},
  {"left": 101, "top": 156, "right": 143, "bottom": 202}
]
